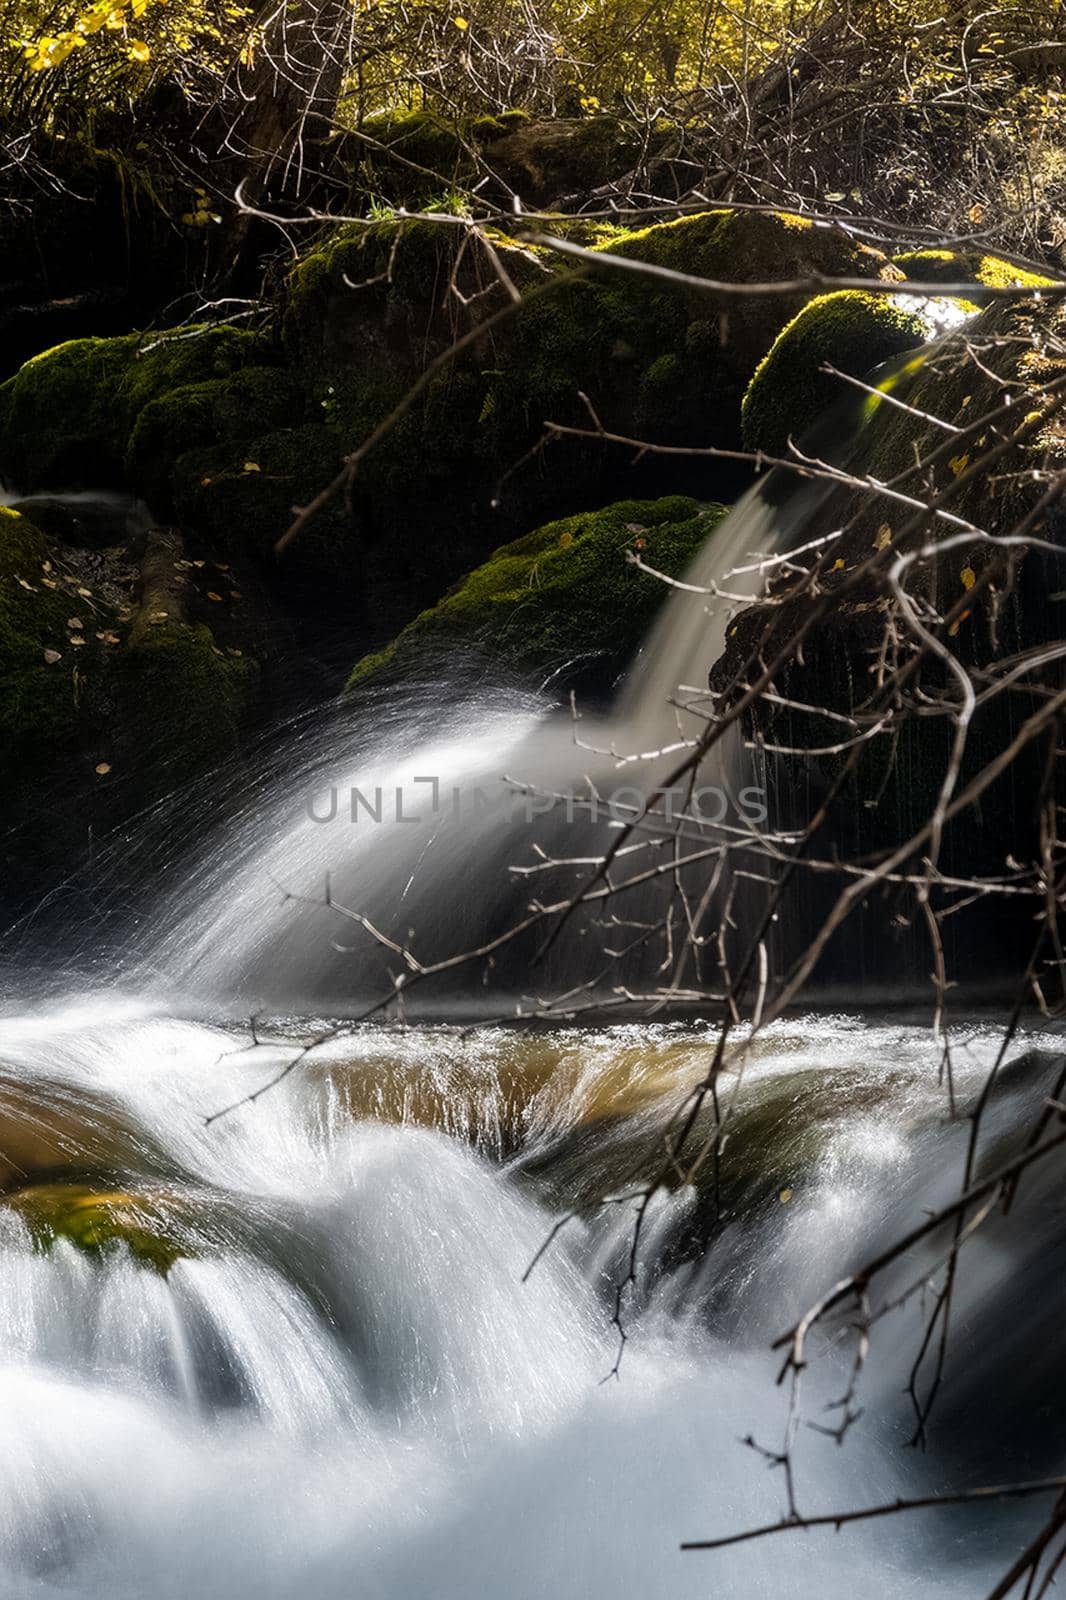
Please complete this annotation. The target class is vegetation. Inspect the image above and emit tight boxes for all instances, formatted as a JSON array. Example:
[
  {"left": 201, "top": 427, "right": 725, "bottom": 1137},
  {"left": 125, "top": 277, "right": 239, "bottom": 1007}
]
[
  {"left": 349, "top": 496, "right": 725, "bottom": 694},
  {"left": 740, "top": 289, "right": 932, "bottom": 457}
]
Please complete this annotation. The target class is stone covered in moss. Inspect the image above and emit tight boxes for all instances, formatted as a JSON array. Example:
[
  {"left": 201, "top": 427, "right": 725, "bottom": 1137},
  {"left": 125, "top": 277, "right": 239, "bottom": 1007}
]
[
  {"left": 274, "top": 209, "right": 893, "bottom": 608},
  {"left": 740, "top": 289, "right": 931, "bottom": 457},
  {"left": 349, "top": 495, "right": 725, "bottom": 693},
  {"left": 892, "top": 248, "right": 1056, "bottom": 304},
  {"left": 0, "top": 326, "right": 275, "bottom": 489},
  {"left": 113, "top": 617, "right": 256, "bottom": 793},
  {"left": 126, "top": 366, "right": 306, "bottom": 511},
  {"left": 345, "top": 110, "right": 663, "bottom": 210},
  {"left": 6, "top": 1181, "right": 193, "bottom": 1273},
  {"left": 0, "top": 504, "right": 258, "bottom": 907},
  {"left": 0, "top": 209, "right": 898, "bottom": 640}
]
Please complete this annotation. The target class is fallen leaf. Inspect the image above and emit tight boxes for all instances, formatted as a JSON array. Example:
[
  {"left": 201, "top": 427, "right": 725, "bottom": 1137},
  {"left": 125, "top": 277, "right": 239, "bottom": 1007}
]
[
  {"left": 949, "top": 453, "right": 970, "bottom": 477},
  {"left": 76, "top": 587, "right": 92, "bottom": 598},
  {"left": 875, "top": 524, "right": 893, "bottom": 550},
  {"left": 207, "top": 591, "right": 223, "bottom": 602},
  {"left": 94, "top": 762, "right": 112, "bottom": 776},
  {"left": 69, "top": 636, "right": 86, "bottom": 647},
  {"left": 66, "top": 616, "right": 83, "bottom": 630},
  {"left": 242, "top": 461, "right": 261, "bottom": 474},
  {"left": 779, "top": 1187, "right": 793, "bottom": 1204},
  {"left": 960, "top": 565, "right": 976, "bottom": 590},
  {"left": 43, "top": 648, "right": 62, "bottom": 664}
]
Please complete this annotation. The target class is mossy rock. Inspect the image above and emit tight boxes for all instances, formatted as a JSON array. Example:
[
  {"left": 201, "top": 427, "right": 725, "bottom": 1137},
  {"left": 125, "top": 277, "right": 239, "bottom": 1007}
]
[
  {"left": 126, "top": 367, "right": 307, "bottom": 511},
  {"left": 0, "top": 505, "right": 258, "bottom": 907},
  {"left": 892, "top": 248, "right": 1057, "bottom": 305},
  {"left": 5, "top": 1182, "right": 193, "bottom": 1274},
  {"left": 348, "top": 495, "right": 725, "bottom": 694},
  {"left": 0, "top": 1071, "right": 176, "bottom": 1194},
  {"left": 112, "top": 617, "right": 257, "bottom": 792},
  {"left": 171, "top": 422, "right": 350, "bottom": 576},
  {"left": 344, "top": 111, "right": 659, "bottom": 210},
  {"left": 740, "top": 289, "right": 932, "bottom": 457},
  {"left": 0, "top": 326, "right": 275, "bottom": 490},
  {"left": 0, "top": 506, "right": 114, "bottom": 747},
  {"left": 278, "top": 210, "right": 892, "bottom": 609}
]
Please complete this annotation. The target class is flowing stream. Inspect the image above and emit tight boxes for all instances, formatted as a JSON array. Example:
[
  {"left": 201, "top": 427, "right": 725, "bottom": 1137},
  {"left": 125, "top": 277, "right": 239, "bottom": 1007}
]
[{"left": 1, "top": 432, "right": 1059, "bottom": 1596}]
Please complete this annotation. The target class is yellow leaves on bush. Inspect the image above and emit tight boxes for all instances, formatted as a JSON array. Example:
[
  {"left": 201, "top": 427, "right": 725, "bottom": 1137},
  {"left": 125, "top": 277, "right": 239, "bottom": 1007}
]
[
  {"left": 452, "top": 14, "right": 469, "bottom": 28},
  {"left": 949, "top": 452, "right": 971, "bottom": 477},
  {"left": 24, "top": 33, "right": 85, "bottom": 69},
  {"left": 21, "top": 0, "right": 157, "bottom": 71}
]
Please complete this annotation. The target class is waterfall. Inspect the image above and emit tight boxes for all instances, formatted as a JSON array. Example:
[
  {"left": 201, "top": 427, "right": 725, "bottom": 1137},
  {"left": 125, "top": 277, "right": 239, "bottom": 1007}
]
[
  {"left": 142, "top": 476, "right": 825, "bottom": 1016},
  {"left": 0, "top": 1001, "right": 1056, "bottom": 1598}
]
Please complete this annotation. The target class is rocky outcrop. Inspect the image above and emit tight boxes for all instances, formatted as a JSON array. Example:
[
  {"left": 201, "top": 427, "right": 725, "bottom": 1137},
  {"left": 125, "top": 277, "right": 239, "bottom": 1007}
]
[{"left": 348, "top": 496, "right": 725, "bottom": 697}]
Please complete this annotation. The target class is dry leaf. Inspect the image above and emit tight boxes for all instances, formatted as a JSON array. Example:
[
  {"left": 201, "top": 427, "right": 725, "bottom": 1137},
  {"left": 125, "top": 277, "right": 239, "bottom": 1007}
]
[
  {"left": 43, "top": 648, "right": 62, "bottom": 664},
  {"left": 94, "top": 762, "right": 112, "bottom": 776},
  {"left": 69, "top": 636, "right": 86, "bottom": 647},
  {"left": 67, "top": 617, "right": 83, "bottom": 630},
  {"left": 207, "top": 591, "right": 223, "bottom": 602}
]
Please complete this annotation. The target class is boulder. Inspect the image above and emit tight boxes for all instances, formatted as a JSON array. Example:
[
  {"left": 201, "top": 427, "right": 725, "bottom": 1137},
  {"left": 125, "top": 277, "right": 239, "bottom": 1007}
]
[
  {"left": 348, "top": 495, "right": 725, "bottom": 695},
  {"left": 740, "top": 288, "right": 932, "bottom": 457}
]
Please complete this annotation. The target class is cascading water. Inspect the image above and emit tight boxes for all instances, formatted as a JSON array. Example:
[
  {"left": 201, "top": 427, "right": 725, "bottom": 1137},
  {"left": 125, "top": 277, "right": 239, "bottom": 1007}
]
[
  {"left": 0, "top": 1004, "right": 1058, "bottom": 1598},
  {"left": 1, "top": 389, "right": 1059, "bottom": 1597},
  {"left": 146, "top": 481, "right": 801, "bottom": 1014}
]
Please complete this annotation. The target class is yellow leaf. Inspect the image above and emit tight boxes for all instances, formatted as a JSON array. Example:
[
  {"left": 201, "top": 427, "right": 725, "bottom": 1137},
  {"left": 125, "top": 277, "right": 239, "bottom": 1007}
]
[
  {"left": 960, "top": 565, "right": 976, "bottom": 590},
  {"left": 949, "top": 453, "right": 970, "bottom": 477},
  {"left": 69, "top": 636, "right": 86, "bottom": 647},
  {"left": 94, "top": 762, "right": 112, "bottom": 776},
  {"left": 779, "top": 1187, "right": 793, "bottom": 1204},
  {"left": 874, "top": 524, "right": 892, "bottom": 550},
  {"left": 207, "top": 591, "right": 223, "bottom": 602},
  {"left": 127, "top": 38, "right": 150, "bottom": 61},
  {"left": 558, "top": 531, "right": 574, "bottom": 548},
  {"left": 452, "top": 14, "right": 469, "bottom": 27},
  {"left": 242, "top": 461, "right": 261, "bottom": 473}
]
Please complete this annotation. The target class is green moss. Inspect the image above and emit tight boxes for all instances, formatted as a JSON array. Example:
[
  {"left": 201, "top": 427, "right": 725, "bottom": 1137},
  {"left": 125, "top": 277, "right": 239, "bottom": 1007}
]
[
  {"left": 349, "top": 110, "right": 515, "bottom": 206},
  {"left": 347, "top": 111, "right": 650, "bottom": 211},
  {"left": 125, "top": 367, "right": 307, "bottom": 509},
  {"left": 0, "top": 327, "right": 275, "bottom": 489},
  {"left": 171, "top": 423, "right": 349, "bottom": 573},
  {"left": 741, "top": 289, "right": 931, "bottom": 457},
  {"left": 271, "top": 208, "right": 898, "bottom": 602},
  {"left": 114, "top": 617, "right": 256, "bottom": 788},
  {"left": 0, "top": 506, "right": 114, "bottom": 746},
  {"left": 892, "top": 248, "right": 1056, "bottom": 303},
  {"left": 348, "top": 495, "right": 725, "bottom": 693},
  {"left": 6, "top": 1182, "right": 191, "bottom": 1274}
]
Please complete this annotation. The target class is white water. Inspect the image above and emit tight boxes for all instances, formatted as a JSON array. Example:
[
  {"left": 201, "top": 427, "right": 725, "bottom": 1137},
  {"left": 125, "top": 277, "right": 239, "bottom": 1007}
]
[
  {"left": 0, "top": 1001, "right": 1053, "bottom": 1598},
  {"left": 148, "top": 485, "right": 801, "bottom": 1014},
  {"left": 2, "top": 361, "right": 1049, "bottom": 1598}
]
